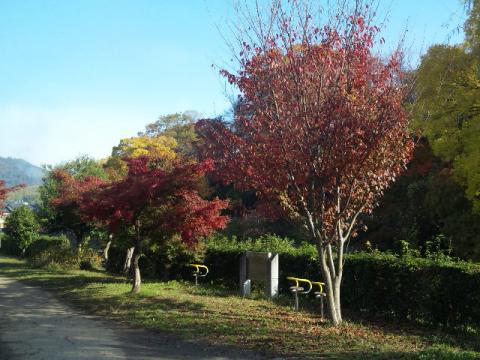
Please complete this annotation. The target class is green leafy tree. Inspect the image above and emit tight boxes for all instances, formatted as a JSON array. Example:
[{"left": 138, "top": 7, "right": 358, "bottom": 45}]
[
  {"left": 139, "top": 112, "right": 198, "bottom": 158},
  {"left": 465, "top": 0, "right": 480, "bottom": 54},
  {"left": 413, "top": 7, "right": 480, "bottom": 211},
  {"left": 38, "top": 156, "right": 107, "bottom": 242},
  {"left": 4, "top": 205, "right": 39, "bottom": 254},
  {"left": 363, "top": 140, "right": 480, "bottom": 260}
]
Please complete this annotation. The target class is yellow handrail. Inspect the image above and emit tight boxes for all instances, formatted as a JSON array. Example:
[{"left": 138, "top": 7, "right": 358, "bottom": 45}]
[
  {"left": 311, "top": 281, "right": 325, "bottom": 293},
  {"left": 189, "top": 264, "right": 209, "bottom": 276},
  {"left": 287, "top": 276, "right": 312, "bottom": 294}
]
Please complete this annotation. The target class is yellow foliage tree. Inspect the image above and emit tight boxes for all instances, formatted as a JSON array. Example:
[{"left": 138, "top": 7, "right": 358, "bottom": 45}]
[{"left": 106, "top": 135, "right": 177, "bottom": 178}]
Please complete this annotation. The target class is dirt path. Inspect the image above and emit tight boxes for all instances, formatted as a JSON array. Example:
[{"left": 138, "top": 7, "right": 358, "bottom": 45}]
[{"left": 0, "top": 275, "right": 265, "bottom": 360}]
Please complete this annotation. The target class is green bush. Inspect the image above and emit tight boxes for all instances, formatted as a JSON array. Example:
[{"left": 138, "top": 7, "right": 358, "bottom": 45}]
[
  {"left": 29, "top": 245, "right": 78, "bottom": 270},
  {"left": 78, "top": 247, "right": 103, "bottom": 271},
  {"left": 0, "top": 233, "right": 22, "bottom": 255},
  {"left": 203, "top": 235, "right": 480, "bottom": 328},
  {"left": 25, "top": 235, "right": 70, "bottom": 257},
  {"left": 3, "top": 206, "right": 39, "bottom": 254},
  {"left": 103, "top": 233, "right": 480, "bottom": 328},
  {"left": 204, "top": 234, "right": 316, "bottom": 257},
  {"left": 106, "top": 236, "right": 198, "bottom": 280},
  {"left": 342, "top": 251, "right": 480, "bottom": 328},
  {"left": 203, "top": 234, "right": 319, "bottom": 288},
  {"left": 27, "top": 234, "right": 102, "bottom": 271}
]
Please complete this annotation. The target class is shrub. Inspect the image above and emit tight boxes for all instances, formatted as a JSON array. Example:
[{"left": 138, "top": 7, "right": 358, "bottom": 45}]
[
  {"left": 0, "top": 233, "right": 22, "bottom": 255},
  {"left": 27, "top": 234, "right": 102, "bottom": 271},
  {"left": 204, "top": 234, "right": 316, "bottom": 257},
  {"left": 25, "top": 235, "right": 70, "bottom": 258},
  {"left": 78, "top": 249, "right": 103, "bottom": 271},
  {"left": 29, "top": 245, "right": 78, "bottom": 269},
  {"left": 341, "top": 251, "right": 480, "bottom": 328},
  {"left": 103, "top": 232, "right": 480, "bottom": 328},
  {"left": 202, "top": 234, "right": 318, "bottom": 288},
  {"left": 106, "top": 236, "right": 198, "bottom": 280},
  {"left": 201, "top": 235, "right": 480, "bottom": 328},
  {"left": 3, "top": 206, "right": 39, "bottom": 255}
]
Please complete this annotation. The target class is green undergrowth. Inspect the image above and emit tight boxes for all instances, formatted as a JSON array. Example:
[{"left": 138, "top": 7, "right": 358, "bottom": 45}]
[{"left": 0, "top": 256, "right": 478, "bottom": 359}]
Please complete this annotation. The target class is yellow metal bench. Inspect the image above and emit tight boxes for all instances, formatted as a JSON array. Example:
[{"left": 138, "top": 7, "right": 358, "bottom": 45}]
[
  {"left": 189, "top": 264, "right": 209, "bottom": 286},
  {"left": 287, "top": 276, "right": 312, "bottom": 311},
  {"left": 312, "top": 281, "right": 326, "bottom": 319}
]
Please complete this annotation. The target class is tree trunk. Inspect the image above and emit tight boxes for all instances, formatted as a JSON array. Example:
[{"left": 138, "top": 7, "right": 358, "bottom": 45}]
[
  {"left": 123, "top": 247, "right": 134, "bottom": 273},
  {"left": 130, "top": 220, "right": 142, "bottom": 294},
  {"left": 131, "top": 248, "right": 142, "bottom": 294},
  {"left": 103, "top": 234, "right": 112, "bottom": 263},
  {"left": 317, "top": 243, "right": 343, "bottom": 325}
]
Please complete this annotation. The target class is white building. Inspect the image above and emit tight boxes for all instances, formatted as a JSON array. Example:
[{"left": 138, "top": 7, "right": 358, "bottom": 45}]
[{"left": 0, "top": 211, "right": 9, "bottom": 231}]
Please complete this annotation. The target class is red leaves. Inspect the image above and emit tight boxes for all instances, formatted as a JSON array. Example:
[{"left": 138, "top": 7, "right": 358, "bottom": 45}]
[
  {"left": 56, "top": 156, "right": 229, "bottom": 246},
  {"left": 0, "top": 180, "right": 25, "bottom": 210},
  {"left": 197, "top": 10, "right": 414, "bottom": 241}
]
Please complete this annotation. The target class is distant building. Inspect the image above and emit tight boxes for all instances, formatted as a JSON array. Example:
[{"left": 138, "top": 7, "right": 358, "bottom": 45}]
[{"left": 0, "top": 211, "right": 10, "bottom": 231}]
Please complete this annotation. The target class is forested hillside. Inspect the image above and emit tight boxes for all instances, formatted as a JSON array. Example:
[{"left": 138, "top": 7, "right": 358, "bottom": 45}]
[{"left": 0, "top": 157, "right": 44, "bottom": 186}]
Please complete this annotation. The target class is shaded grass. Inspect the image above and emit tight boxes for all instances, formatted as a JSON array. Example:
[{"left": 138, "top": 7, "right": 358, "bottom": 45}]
[{"left": 0, "top": 256, "right": 478, "bottom": 359}]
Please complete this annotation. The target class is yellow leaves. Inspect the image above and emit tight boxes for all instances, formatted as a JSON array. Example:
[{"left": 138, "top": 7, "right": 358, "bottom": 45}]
[
  {"left": 105, "top": 135, "right": 178, "bottom": 178},
  {"left": 114, "top": 135, "right": 177, "bottom": 160}
]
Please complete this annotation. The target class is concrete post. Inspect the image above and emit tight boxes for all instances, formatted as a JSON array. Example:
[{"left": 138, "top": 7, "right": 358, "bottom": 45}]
[
  {"left": 266, "top": 252, "right": 279, "bottom": 297},
  {"left": 239, "top": 253, "right": 251, "bottom": 297}
]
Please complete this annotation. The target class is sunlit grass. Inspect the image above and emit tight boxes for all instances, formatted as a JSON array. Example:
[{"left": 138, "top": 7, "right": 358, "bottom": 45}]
[{"left": 0, "top": 256, "right": 478, "bottom": 359}]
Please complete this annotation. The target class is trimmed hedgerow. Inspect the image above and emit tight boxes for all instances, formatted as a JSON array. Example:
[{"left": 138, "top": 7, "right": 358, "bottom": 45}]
[
  {"left": 104, "top": 233, "right": 480, "bottom": 328},
  {"left": 342, "top": 252, "right": 480, "bottom": 327},
  {"left": 202, "top": 236, "right": 480, "bottom": 328}
]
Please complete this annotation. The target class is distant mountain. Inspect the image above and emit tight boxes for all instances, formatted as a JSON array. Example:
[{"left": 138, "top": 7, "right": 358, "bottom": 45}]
[{"left": 0, "top": 157, "right": 44, "bottom": 187}]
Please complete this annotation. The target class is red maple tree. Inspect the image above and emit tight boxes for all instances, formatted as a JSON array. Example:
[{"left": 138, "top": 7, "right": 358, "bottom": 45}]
[
  {"left": 197, "top": 0, "right": 413, "bottom": 324},
  {"left": 50, "top": 170, "right": 104, "bottom": 244},
  {"left": 78, "top": 156, "right": 228, "bottom": 293}
]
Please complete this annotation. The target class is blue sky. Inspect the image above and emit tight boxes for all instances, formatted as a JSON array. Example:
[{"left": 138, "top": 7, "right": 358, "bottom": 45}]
[{"left": 0, "top": 0, "right": 467, "bottom": 166}]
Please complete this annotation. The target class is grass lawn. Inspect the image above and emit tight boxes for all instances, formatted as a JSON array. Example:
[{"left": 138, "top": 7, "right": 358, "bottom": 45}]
[{"left": 0, "top": 255, "right": 478, "bottom": 359}]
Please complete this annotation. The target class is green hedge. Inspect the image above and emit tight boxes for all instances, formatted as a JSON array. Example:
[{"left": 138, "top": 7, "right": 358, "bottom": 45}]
[
  {"left": 0, "top": 232, "right": 21, "bottom": 255},
  {"left": 342, "top": 252, "right": 480, "bottom": 327},
  {"left": 104, "top": 234, "right": 480, "bottom": 328},
  {"left": 106, "top": 238, "right": 197, "bottom": 280},
  {"left": 206, "top": 237, "right": 480, "bottom": 328},
  {"left": 0, "top": 233, "right": 70, "bottom": 257},
  {"left": 203, "top": 247, "right": 480, "bottom": 328},
  {"left": 25, "top": 235, "right": 70, "bottom": 258}
]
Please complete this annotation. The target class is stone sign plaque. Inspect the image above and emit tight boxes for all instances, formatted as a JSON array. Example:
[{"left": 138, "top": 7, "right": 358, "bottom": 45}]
[{"left": 248, "top": 252, "right": 269, "bottom": 282}]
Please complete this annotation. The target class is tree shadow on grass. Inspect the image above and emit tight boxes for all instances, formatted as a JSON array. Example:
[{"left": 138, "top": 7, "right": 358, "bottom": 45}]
[
  {"left": 1, "top": 257, "right": 478, "bottom": 359},
  {"left": 341, "top": 309, "right": 480, "bottom": 355}
]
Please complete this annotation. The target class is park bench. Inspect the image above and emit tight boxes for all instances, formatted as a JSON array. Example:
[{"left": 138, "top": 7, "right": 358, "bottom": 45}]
[
  {"left": 189, "top": 264, "right": 209, "bottom": 286},
  {"left": 287, "top": 276, "right": 312, "bottom": 311},
  {"left": 312, "top": 281, "right": 326, "bottom": 319}
]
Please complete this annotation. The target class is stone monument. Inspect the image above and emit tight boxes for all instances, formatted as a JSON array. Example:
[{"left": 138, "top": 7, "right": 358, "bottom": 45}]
[{"left": 239, "top": 251, "right": 279, "bottom": 298}]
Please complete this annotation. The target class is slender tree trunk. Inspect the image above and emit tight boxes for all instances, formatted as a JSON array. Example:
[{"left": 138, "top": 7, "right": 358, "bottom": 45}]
[
  {"left": 131, "top": 248, "right": 142, "bottom": 294},
  {"left": 131, "top": 220, "right": 142, "bottom": 294},
  {"left": 123, "top": 247, "right": 134, "bottom": 273},
  {"left": 318, "top": 244, "right": 339, "bottom": 325},
  {"left": 317, "top": 242, "right": 344, "bottom": 325},
  {"left": 335, "top": 239, "right": 344, "bottom": 323},
  {"left": 103, "top": 234, "right": 112, "bottom": 263}
]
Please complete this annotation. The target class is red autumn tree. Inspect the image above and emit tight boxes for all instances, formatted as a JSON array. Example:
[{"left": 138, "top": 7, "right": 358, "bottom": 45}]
[
  {"left": 79, "top": 156, "right": 228, "bottom": 293},
  {"left": 196, "top": 0, "right": 413, "bottom": 325},
  {"left": 0, "top": 180, "right": 25, "bottom": 209},
  {"left": 50, "top": 170, "right": 105, "bottom": 246}
]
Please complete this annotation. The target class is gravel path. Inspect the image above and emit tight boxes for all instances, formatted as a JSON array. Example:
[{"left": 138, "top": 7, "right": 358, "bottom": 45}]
[{"left": 0, "top": 275, "right": 264, "bottom": 360}]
